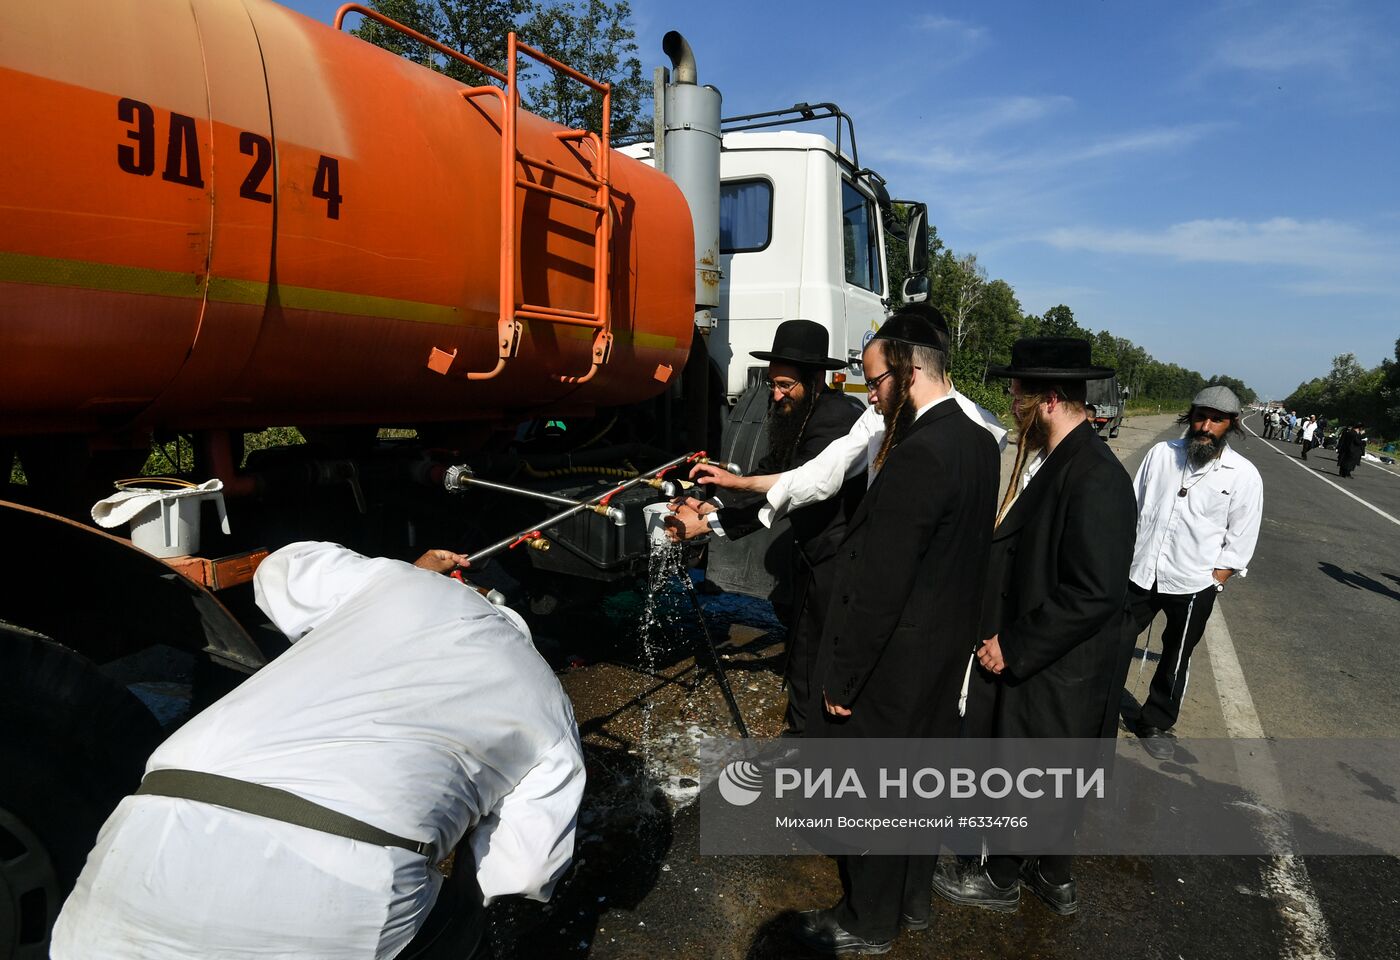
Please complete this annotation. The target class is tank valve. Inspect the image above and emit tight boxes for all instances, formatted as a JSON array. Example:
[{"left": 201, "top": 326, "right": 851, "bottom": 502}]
[
  {"left": 695, "top": 457, "right": 743, "bottom": 476},
  {"left": 443, "top": 464, "right": 473, "bottom": 491},
  {"left": 526, "top": 537, "right": 551, "bottom": 552},
  {"left": 592, "top": 503, "right": 627, "bottom": 526}
]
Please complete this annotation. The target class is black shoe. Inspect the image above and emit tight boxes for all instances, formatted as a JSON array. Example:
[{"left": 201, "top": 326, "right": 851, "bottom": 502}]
[
  {"left": 932, "top": 859, "right": 1020, "bottom": 913},
  {"left": 794, "top": 910, "right": 892, "bottom": 955},
  {"left": 899, "top": 912, "right": 929, "bottom": 932},
  {"left": 1019, "top": 859, "right": 1079, "bottom": 916},
  {"left": 1136, "top": 724, "right": 1176, "bottom": 761}
]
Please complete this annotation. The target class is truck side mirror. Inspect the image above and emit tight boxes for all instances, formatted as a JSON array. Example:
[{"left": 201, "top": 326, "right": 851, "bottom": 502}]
[
  {"left": 902, "top": 275, "right": 930, "bottom": 303},
  {"left": 906, "top": 204, "right": 929, "bottom": 275}
]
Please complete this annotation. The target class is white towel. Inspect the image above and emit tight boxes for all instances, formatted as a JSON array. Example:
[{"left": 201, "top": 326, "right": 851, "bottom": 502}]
[{"left": 91, "top": 479, "right": 228, "bottom": 532}]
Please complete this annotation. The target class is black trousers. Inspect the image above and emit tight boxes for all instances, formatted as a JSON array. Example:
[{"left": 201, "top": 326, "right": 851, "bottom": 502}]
[
  {"left": 1127, "top": 581, "right": 1218, "bottom": 730},
  {"left": 783, "top": 554, "right": 834, "bottom": 736},
  {"left": 834, "top": 854, "right": 936, "bottom": 941}
]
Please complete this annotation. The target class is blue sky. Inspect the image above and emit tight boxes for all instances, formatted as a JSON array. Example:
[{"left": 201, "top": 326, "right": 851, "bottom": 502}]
[{"left": 285, "top": 0, "right": 1398, "bottom": 399}]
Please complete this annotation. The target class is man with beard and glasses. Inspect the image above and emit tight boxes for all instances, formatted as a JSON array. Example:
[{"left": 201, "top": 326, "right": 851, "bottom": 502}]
[
  {"left": 936, "top": 338, "right": 1136, "bottom": 919},
  {"left": 1122, "top": 385, "right": 1262, "bottom": 760},
  {"left": 780, "top": 310, "right": 996, "bottom": 955},
  {"left": 668, "top": 319, "right": 863, "bottom": 736}
]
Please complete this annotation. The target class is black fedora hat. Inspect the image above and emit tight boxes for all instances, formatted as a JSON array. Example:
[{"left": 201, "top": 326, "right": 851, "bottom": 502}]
[
  {"left": 986, "top": 337, "right": 1114, "bottom": 381},
  {"left": 750, "top": 319, "right": 846, "bottom": 371}
]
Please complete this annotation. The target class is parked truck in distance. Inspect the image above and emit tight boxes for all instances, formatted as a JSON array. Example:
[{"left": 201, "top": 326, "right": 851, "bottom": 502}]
[{"left": 1086, "top": 375, "right": 1125, "bottom": 439}]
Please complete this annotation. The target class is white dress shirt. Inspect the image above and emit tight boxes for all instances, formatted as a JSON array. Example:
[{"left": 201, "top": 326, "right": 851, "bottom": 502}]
[
  {"left": 1302, "top": 420, "right": 1318, "bottom": 441},
  {"left": 54, "top": 542, "right": 584, "bottom": 960},
  {"left": 1129, "top": 440, "right": 1264, "bottom": 594},
  {"left": 760, "top": 386, "right": 1007, "bottom": 525}
]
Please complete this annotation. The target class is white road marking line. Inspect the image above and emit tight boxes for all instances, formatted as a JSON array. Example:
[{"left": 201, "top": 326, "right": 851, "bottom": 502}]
[
  {"left": 1205, "top": 605, "right": 1336, "bottom": 959},
  {"left": 1242, "top": 416, "right": 1400, "bottom": 527}
]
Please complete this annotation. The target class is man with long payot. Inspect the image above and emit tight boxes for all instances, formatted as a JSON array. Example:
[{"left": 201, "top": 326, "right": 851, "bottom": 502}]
[
  {"left": 668, "top": 319, "right": 864, "bottom": 735},
  {"left": 935, "top": 337, "right": 1136, "bottom": 918},
  {"left": 790, "top": 310, "right": 998, "bottom": 955}
]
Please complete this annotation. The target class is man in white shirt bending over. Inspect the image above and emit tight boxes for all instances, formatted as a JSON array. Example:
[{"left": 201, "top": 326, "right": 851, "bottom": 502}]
[
  {"left": 53, "top": 541, "right": 585, "bottom": 960},
  {"left": 1125, "top": 386, "right": 1263, "bottom": 760}
]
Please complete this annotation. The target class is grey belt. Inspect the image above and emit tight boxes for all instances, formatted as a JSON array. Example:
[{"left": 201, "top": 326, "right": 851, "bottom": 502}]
[{"left": 137, "top": 768, "right": 437, "bottom": 864}]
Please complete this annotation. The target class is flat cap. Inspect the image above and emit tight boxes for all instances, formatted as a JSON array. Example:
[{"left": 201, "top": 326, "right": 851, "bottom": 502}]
[{"left": 1192, "top": 385, "right": 1241, "bottom": 416}]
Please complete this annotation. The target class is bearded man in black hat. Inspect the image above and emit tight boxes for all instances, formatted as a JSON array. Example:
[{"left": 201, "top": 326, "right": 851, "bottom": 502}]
[
  {"left": 669, "top": 319, "right": 864, "bottom": 735},
  {"left": 793, "top": 309, "right": 998, "bottom": 955},
  {"left": 934, "top": 337, "right": 1136, "bottom": 918}
]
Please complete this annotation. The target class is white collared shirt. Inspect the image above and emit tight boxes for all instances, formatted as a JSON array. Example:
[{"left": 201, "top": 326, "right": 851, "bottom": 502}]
[
  {"left": 1129, "top": 439, "right": 1264, "bottom": 594},
  {"left": 759, "top": 386, "right": 1007, "bottom": 525}
]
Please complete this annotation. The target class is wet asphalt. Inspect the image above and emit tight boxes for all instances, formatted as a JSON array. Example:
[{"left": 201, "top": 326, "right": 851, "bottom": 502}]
[{"left": 487, "top": 412, "right": 1400, "bottom": 960}]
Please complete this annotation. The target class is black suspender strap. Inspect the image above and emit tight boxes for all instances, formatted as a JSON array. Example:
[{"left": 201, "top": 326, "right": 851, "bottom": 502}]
[{"left": 136, "top": 768, "right": 436, "bottom": 864}]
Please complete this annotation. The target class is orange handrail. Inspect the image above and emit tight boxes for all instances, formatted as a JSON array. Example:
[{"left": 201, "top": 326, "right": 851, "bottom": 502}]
[
  {"left": 334, "top": 4, "right": 507, "bottom": 82},
  {"left": 404, "top": 28, "right": 613, "bottom": 384}
]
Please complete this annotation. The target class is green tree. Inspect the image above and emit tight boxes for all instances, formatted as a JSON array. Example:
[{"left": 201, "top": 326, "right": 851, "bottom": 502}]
[
  {"left": 522, "top": 0, "right": 648, "bottom": 135},
  {"left": 353, "top": 0, "right": 648, "bottom": 135},
  {"left": 1040, "top": 304, "right": 1086, "bottom": 339}
]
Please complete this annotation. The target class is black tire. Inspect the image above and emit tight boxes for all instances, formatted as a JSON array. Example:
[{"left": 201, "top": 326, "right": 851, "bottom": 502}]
[{"left": 0, "top": 624, "right": 165, "bottom": 959}]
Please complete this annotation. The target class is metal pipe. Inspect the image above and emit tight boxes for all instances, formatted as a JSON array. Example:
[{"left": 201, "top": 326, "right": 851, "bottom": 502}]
[
  {"left": 661, "top": 31, "right": 698, "bottom": 85},
  {"left": 446, "top": 468, "right": 626, "bottom": 525},
  {"left": 463, "top": 450, "right": 705, "bottom": 564}
]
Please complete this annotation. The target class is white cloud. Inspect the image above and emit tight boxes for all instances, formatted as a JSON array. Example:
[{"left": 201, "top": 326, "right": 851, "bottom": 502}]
[
  {"left": 1042, "top": 217, "right": 1400, "bottom": 284},
  {"left": 1207, "top": 10, "right": 1365, "bottom": 75},
  {"left": 873, "top": 121, "right": 1217, "bottom": 176},
  {"left": 916, "top": 14, "right": 986, "bottom": 42},
  {"left": 912, "top": 13, "right": 988, "bottom": 66}
]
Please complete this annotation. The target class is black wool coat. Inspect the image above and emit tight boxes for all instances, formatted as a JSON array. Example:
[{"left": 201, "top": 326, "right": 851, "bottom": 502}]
[
  {"left": 807, "top": 399, "right": 999, "bottom": 739},
  {"left": 716, "top": 387, "right": 865, "bottom": 566},
  {"left": 968, "top": 420, "right": 1137, "bottom": 740}
]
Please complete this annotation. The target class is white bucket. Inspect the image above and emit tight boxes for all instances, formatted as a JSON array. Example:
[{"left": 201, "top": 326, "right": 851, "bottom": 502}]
[
  {"left": 642, "top": 502, "right": 674, "bottom": 546},
  {"left": 121, "top": 485, "right": 230, "bottom": 558}
]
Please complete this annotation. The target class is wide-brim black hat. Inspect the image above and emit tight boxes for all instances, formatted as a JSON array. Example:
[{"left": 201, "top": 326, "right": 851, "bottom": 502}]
[
  {"left": 987, "top": 336, "right": 1115, "bottom": 380},
  {"left": 750, "top": 318, "right": 847, "bottom": 370}
]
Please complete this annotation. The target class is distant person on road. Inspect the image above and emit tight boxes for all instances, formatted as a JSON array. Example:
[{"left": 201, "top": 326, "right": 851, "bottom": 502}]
[
  {"left": 934, "top": 338, "right": 1136, "bottom": 919},
  {"left": 1284, "top": 411, "right": 1297, "bottom": 442},
  {"left": 53, "top": 542, "right": 585, "bottom": 960},
  {"left": 667, "top": 318, "right": 865, "bottom": 736},
  {"left": 1123, "top": 386, "right": 1263, "bottom": 760},
  {"left": 1301, "top": 415, "right": 1319, "bottom": 459},
  {"left": 1337, "top": 423, "right": 1368, "bottom": 479},
  {"left": 1262, "top": 409, "right": 1275, "bottom": 439}
]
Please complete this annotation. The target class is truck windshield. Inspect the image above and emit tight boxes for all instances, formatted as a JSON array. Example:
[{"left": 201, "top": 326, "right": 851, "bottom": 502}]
[
  {"left": 842, "top": 180, "right": 881, "bottom": 294},
  {"left": 720, "top": 179, "right": 773, "bottom": 253}
]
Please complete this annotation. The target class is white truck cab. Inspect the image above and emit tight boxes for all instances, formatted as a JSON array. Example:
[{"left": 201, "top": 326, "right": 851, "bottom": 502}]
[{"left": 710, "top": 130, "right": 889, "bottom": 399}]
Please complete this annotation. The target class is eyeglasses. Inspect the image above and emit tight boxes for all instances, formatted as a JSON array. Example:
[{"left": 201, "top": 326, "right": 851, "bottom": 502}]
[
  {"left": 762, "top": 377, "right": 801, "bottom": 395},
  {"left": 865, "top": 369, "right": 895, "bottom": 391}
]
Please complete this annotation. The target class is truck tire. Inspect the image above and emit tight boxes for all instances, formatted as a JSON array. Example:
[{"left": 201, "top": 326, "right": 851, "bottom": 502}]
[{"left": 0, "top": 625, "right": 164, "bottom": 959}]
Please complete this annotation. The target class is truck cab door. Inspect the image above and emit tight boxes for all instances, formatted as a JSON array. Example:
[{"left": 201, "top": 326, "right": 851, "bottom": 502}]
[{"left": 839, "top": 179, "right": 886, "bottom": 396}]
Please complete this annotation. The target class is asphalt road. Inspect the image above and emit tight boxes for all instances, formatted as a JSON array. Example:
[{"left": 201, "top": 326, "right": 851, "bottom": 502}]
[{"left": 521, "top": 412, "right": 1400, "bottom": 960}]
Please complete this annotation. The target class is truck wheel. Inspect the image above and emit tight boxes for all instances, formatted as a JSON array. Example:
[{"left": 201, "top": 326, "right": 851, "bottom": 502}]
[{"left": 0, "top": 625, "right": 164, "bottom": 959}]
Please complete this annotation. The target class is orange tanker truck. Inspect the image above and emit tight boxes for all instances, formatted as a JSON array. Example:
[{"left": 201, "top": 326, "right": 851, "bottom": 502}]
[{"left": 0, "top": 0, "right": 926, "bottom": 951}]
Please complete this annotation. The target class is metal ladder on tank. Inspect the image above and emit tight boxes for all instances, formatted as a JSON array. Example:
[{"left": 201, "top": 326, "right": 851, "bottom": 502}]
[{"left": 335, "top": 7, "right": 615, "bottom": 384}]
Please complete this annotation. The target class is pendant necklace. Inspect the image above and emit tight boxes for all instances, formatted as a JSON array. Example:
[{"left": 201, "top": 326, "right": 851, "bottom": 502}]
[{"left": 1178, "top": 456, "right": 1220, "bottom": 498}]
